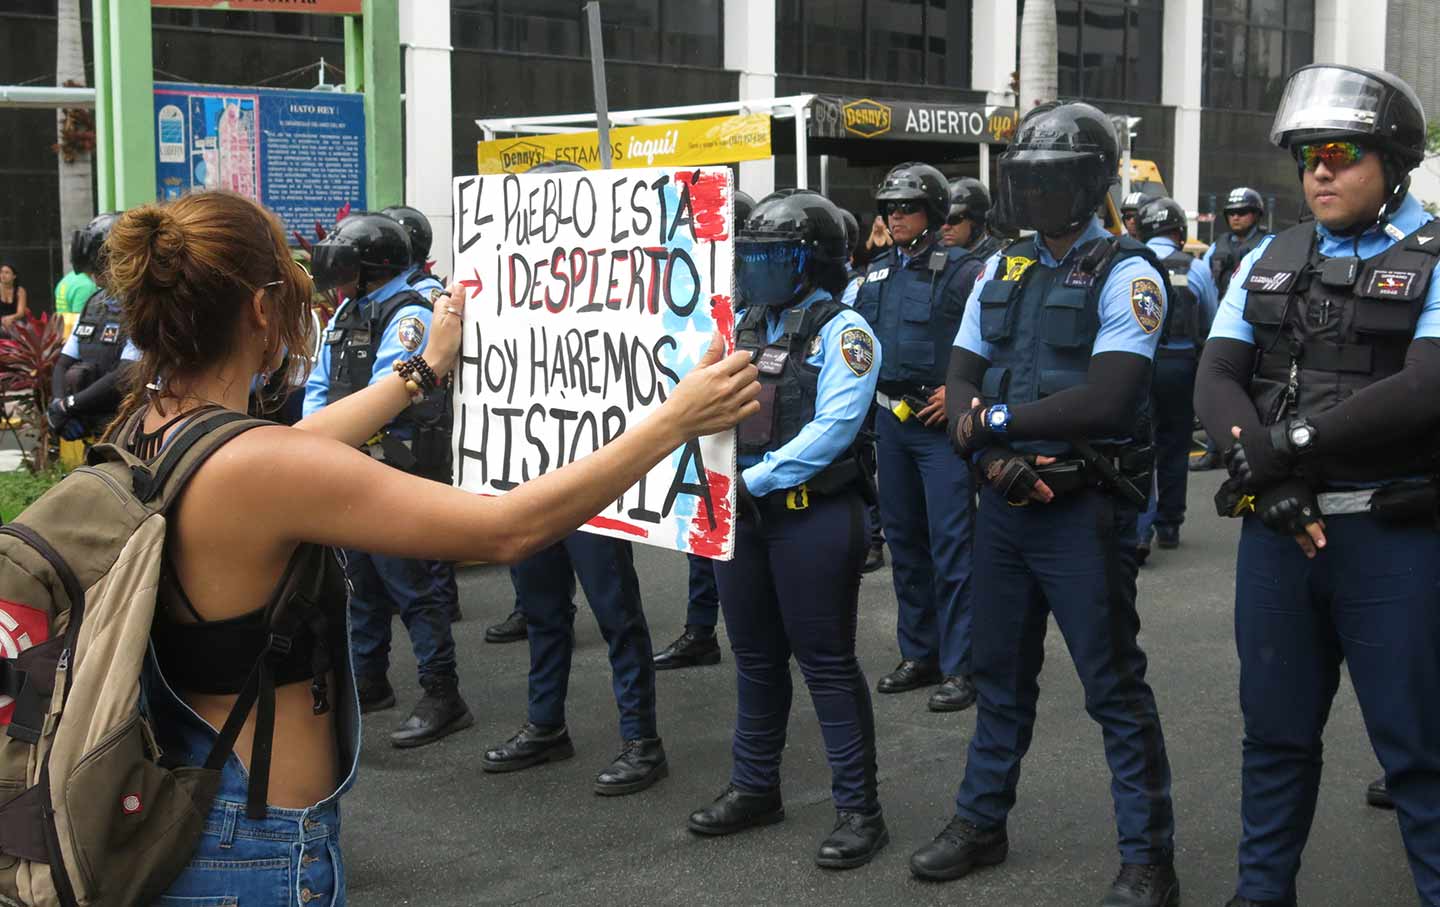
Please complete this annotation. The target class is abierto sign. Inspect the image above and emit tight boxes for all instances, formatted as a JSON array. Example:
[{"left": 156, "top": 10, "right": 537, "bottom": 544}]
[
  {"left": 476, "top": 114, "right": 771, "bottom": 174},
  {"left": 449, "top": 165, "right": 739, "bottom": 558},
  {"left": 812, "top": 95, "right": 1018, "bottom": 145}
]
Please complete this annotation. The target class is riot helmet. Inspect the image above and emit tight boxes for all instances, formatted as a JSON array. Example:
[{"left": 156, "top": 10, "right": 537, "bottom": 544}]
[
  {"left": 947, "top": 177, "right": 992, "bottom": 224},
  {"left": 526, "top": 161, "right": 586, "bottom": 174},
  {"left": 1271, "top": 64, "right": 1425, "bottom": 167},
  {"left": 74, "top": 212, "right": 119, "bottom": 276},
  {"left": 994, "top": 102, "right": 1118, "bottom": 237},
  {"left": 1137, "top": 197, "right": 1188, "bottom": 242},
  {"left": 876, "top": 162, "right": 950, "bottom": 228},
  {"left": 380, "top": 205, "right": 433, "bottom": 264},
  {"left": 1121, "top": 192, "right": 1146, "bottom": 216},
  {"left": 838, "top": 207, "right": 860, "bottom": 257},
  {"left": 734, "top": 190, "right": 757, "bottom": 226},
  {"left": 1223, "top": 186, "right": 1266, "bottom": 217},
  {"left": 735, "top": 189, "right": 850, "bottom": 308},
  {"left": 310, "top": 212, "right": 413, "bottom": 293}
]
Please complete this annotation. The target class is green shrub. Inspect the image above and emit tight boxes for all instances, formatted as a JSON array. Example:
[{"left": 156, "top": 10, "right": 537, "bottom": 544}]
[{"left": 0, "top": 465, "right": 65, "bottom": 523}]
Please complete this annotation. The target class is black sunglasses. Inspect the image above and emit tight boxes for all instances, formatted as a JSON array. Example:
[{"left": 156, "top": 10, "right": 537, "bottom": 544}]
[
  {"left": 883, "top": 200, "right": 925, "bottom": 216},
  {"left": 945, "top": 214, "right": 969, "bottom": 227}
]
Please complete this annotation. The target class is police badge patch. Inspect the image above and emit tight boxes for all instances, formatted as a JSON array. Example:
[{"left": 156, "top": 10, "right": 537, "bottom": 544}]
[
  {"left": 1130, "top": 278, "right": 1163, "bottom": 334},
  {"left": 396, "top": 316, "right": 426, "bottom": 352},
  {"left": 840, "top": 328, "right": 876, "bottom": 376}
]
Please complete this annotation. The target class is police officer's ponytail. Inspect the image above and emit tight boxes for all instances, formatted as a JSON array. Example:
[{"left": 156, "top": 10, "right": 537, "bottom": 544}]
[{"left": 104, "top": 190, "right": 316, "bottom": 433}]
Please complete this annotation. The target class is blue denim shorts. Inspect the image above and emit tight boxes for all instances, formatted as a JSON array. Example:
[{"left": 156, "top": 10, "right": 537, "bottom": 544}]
[{"left": 145, "top": 641, "right": 360, "bottom": 907}]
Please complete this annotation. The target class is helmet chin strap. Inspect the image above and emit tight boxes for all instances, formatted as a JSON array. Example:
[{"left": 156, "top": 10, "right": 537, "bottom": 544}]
[{"left": 901, "top": 226, "right": 935, "bottom": 253}]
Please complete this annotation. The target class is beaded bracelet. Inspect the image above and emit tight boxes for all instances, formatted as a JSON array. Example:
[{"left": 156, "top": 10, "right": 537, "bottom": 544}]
[{"left": 392, "top": 356, "right": 437, "bottom": 401}]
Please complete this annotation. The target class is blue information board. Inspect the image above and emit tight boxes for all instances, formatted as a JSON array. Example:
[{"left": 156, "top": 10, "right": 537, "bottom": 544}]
[{"left": 154, "top": 82, "right": 366, "bottom": 243}]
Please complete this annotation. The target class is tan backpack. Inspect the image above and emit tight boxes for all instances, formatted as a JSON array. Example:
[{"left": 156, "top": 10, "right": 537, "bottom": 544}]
[{"left": 0, "top": 407, "right": 311, "bottom": 907}]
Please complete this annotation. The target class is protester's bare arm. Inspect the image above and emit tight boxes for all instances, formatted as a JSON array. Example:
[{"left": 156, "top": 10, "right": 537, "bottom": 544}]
[{"left": 212, "top": 334, "right": 759, "bottom": 564}]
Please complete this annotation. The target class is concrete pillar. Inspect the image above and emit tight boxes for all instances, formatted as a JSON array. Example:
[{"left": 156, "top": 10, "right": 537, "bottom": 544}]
[
  {"left": 399, "top": 0, "right": 455, "bottom": 279},
  {"left": 1163, "top": 0, "right": 1203, "bottom": 233},
  {"left": 1315, "top": 0, "right": 1388, "bottom": 69},
  {"left": 725, "top": 0, "right": 777, "bottom": 199}
]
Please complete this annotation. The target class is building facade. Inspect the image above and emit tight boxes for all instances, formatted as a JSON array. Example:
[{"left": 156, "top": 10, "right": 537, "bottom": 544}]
[{"left": 0, "top": 0, "right": 1419, "bottom": 297}]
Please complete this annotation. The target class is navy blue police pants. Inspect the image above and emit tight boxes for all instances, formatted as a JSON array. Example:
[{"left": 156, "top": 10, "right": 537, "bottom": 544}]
[
  {"left": 686, "top": 553, "right": 720, "bottom": 629},
  {"left": 1234, "top": 512, "right": 1440, "bottom": 905},
  {"left": 1137, "top": 350, "right": 1197, "bottom": 542},
  {"left": 513, "top": 531, "right": 657, "bottom": 740},
  {"left": 956, "top": 487, "right": 1174, "bottom": 863},
  {"left": 345, "top": 551, "right": 459, "bottom": 683},
  {"left": 875, "top": 406, "right": 973, "bottom": 676},
  {"left": 713, "top": 489, "right": 878, "bottom": 810}
]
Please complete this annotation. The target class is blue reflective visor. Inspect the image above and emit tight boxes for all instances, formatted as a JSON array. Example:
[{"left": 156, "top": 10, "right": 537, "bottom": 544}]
[{"left": 735, "top": 239, "right": 809, "bottom": 308}]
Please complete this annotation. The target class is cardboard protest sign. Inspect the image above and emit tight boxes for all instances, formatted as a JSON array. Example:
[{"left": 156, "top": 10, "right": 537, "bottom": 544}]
[{"left": 450, "top": 166, "right": 738, "bottom": 559}]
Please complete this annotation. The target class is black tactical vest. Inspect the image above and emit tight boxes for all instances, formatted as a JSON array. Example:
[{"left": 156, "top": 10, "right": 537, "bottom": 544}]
[
  {"left": 1160, "top": 250, "right": 1200, "bottom": 345},
  {"left": 324, "top": 289, "right": 453, "bottom": 480},
  {"left": 1241, "top": 219, "right": 1440, "bottom": 481},
  {"left": 1211, "top": 229, "right": 1266, "bottom": 297},
  {"left": 70, "top": 291, "right": 127, "bottom": 378},
  {"left": 735, "top": 299, "right": 862, "bottom": 492}
]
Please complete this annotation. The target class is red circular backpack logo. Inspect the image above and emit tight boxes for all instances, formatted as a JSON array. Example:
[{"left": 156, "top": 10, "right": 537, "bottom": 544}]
[{"left": 0, "top": 600, "right": 49, "bottom": 725}]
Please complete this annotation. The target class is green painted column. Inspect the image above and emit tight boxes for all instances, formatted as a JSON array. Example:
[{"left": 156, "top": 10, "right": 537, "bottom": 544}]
[
  {"left": 92, "top": 0, "right": 113, "bottom": 211},
  {"left": 105, "top": 0, "right": 156, "bottom": 209},
  {"left": 358, "top": 0, "right": 401, "bottom": 209},
  {"left": 344, "top": 16, "right": 364, "bottom": 93}
]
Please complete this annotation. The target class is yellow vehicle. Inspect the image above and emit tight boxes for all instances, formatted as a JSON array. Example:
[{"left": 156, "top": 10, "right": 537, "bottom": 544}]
[{"left": 1103, "top": 159, "right": 1209, "bottom": 256}]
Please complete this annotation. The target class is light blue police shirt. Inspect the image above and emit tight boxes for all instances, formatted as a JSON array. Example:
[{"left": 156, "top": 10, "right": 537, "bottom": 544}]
[
  {"left": 740, "top": 288, "right": 882, "bottom": 498},
  {"left": 954, "top": 216, "right": 1168, "bottom": 361},
  {"left": 1146, "top": 236, "right": 1219, "bottom": 350},
  {"left": 1208, "top": 192, "right": 1440, "bottom": 344},
  {"left": 302, "top": 270, "right": 433, "bottom": 418}
]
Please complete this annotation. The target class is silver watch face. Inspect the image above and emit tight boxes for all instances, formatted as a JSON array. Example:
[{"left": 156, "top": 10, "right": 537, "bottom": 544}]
[{"left": 1291, "top": 425, "right": 1313, "bottom": 448}]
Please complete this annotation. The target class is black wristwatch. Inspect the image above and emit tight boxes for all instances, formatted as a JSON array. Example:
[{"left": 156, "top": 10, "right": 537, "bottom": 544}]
[{"left": 1285, "top": 417, "right": 1318, "bottom": 454}]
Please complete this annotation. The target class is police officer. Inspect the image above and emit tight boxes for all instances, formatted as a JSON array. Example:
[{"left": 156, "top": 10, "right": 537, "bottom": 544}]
[
  {"left": 653, "top": 190, "right": 757, "bottom": 671},
  {"left": 913, "top": 102, "right": 1178, "bottom": 907},
  {"left": 1194, "top": 64, "right": 1440, "bottom": 907},
  {"left": 837, "top": 203, "right": 887, "bottom": 572},
  {"left": 482, "top": 161, "right": 668, "bottom": 796},
  {"left": 1134, "top": 197, "right": 1218, "bottom": 559},
  {"left": 1192, "top": 187, "right": 1272, "bottom": 471},
  {"left": 305, "top": 212, "right": 472, "bottom": 748},
  {"left": 1121, "top": 191, "right": 1146, "bottom": 239},
  {"left": 47, "top": 212, "right": 138, "bottom": 442},
  {"left": 686, "top": 189, "right": 886, "bottom": 869},
  {"left": 942, "top": 177, "right": 1003, "bottom": 262},
  {"left": 855, "top": 162, "right": 984, "bottom": 712}
]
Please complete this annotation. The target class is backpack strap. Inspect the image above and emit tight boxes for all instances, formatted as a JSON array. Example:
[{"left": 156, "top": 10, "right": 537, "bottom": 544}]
[{"left": 90, "top": 407, "right": 268, "bottom": 507}]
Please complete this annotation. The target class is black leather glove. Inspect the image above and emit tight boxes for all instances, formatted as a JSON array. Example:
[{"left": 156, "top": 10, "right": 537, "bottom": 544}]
[
  {"left": 952, "top": 404, "right": 995, "bottom": 458},
  {"left": 1253, "top": 478, "right": 1322, "bottom": 536},
  {"left": 1225, "top": 423, "right": 1297, "bottom": 491},
  {"left": 45, "top": 396, "right": 71, "bottom": 432},
  {"left": 978, "top": 447, "right": 1043, "bottom": 506}
]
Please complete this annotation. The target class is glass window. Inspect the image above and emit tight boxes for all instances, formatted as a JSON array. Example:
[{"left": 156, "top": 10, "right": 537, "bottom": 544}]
[
  {"left": 1130, "top": 8, "right": 1164, "bottom": 102},
  {"left": 777, "top": 0, "right": 805, "bottom": 73},
  {"left": 779, "top": 0, "right": 968, "bottom": 87},
  {"left": 452, "top": 0, "right": 498, "bottom": 51},
  {"left": 1202, "top": 0, "right": 1312, "bottom": 111},
  {"left": 1080, "top": 1, "right": 1125, "bottom": 100},
  {"left": 661, "top": 0, "right": 722, "bottom": 66},
  {"left": 932, "top": 0, "right": 972, "bottom": 87},
  {"left": 806, "top": 0, "right": 866, "bottom": 79},
  {"left": 1055, "top": 0, "right": 1081, "bottom": 97},
  {"left": 501, "top": 0, "right": 583, "bottom": 57},
  {"left": 871, "top": 0, "right": 926, "bottom": 85},
  {"left": 1250, "top": 0, "right": 1285, "bottom": 27}
]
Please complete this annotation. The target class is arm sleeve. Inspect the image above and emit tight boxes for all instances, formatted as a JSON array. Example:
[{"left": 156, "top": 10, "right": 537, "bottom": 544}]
[
  {"left": 69, "top": 363, "right": 132, "bottom": 416},
  {"left": 1193, "top": 337, "right": 1264, "bottom": 451},
  {"left": 944, "top": 346, "right": 987, "bottom": 426},
  {"left": 740, "top": 315, "right": 881, "bottom": 498},
  {"left": 1003, "top": 352, "right": 1155, "bottom": 441},
  {"left": 1306, "top": 338, "right": 1440, "bottom": 453},
  {"left": 51, "top": 354, "right": 76, "bottom": 399}
]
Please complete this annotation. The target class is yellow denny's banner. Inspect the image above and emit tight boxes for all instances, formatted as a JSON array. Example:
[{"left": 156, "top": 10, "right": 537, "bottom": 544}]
[{"left": 477, "top": 114, "right": 771, "bottom": 174}]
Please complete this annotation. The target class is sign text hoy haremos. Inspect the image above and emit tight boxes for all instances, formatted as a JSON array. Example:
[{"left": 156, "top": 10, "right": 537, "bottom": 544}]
[{"left": 449, "top": 166, "right": 738, "bottom": 558}]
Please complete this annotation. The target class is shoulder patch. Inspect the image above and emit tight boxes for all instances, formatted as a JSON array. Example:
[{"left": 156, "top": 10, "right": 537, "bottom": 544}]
[
  {"left": 1002, "top": 256, "right": 1036, "bottom": 282},
  {"left": 396, "top": 316, "right": 426, "bottom": 352},
  {"left": 1130, "top": 278, "right": 1163, "bottom": 334},
  {"left": 839, "top": 328, "right": 875, "bottom": 377}
]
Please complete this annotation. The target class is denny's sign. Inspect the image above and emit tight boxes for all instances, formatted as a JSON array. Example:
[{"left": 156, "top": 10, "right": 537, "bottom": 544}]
[{"left": 812, "top": 95, "right": 1017, "bottom": 145}]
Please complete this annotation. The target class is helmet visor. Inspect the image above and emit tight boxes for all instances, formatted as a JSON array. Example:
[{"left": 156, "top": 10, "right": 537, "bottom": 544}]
[
  {"left": 1271, "top": 66, "right": 1388, "bottom": 147},
  {"left": 310, "top": 241, "right": 360, "bottom": 292},
  {"left": 735, "top": 240, "right": 809, "bottom": 308},
  {"left": 995, "top": 156, "right": 1100, "bottom": 235}
]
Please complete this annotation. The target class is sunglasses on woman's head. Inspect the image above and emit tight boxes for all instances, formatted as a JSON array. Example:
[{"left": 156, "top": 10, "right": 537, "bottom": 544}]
[{"left": 1297, "top": 141, "right": 1366, "bottom": 172}]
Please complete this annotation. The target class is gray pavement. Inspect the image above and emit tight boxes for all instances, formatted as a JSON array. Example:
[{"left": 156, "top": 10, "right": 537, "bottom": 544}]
[{"left": 343, "top": 469, "right": 1416, "bottom": 906}]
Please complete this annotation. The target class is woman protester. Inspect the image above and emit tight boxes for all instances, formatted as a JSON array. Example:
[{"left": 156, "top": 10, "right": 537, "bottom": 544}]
[
  {"left": 98, "top": 189, "right": 758, "bottom": 905},
  {"left": 0, "top": 263, "right": 29, "bottom": 334}
]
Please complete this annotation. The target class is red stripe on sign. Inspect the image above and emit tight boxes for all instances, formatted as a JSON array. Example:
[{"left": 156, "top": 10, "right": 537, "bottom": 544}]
[{"left": 586, "top": 516, "right": 651, "bottom": 539}]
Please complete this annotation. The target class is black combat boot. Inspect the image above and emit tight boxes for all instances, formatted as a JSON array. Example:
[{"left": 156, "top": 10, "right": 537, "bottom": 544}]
[
  {"left": 1100, "top": 862, "right": 1180, "bottom": 907},
  {"left": 909, "top": 816, "right": 1008, "bottom": 881},
  {"left": 927, "top": 675, "right": 978, "bottom": 712},
  {"left": 389, "top": 675, "right": 474, "bottom": 748},
  {"left": 688, "top": 785, "right": 785, "bottom": 836},
  {"left": 356, "top": 673, "right": 395, "bottom": 714},
  {"left": 594, "top": 737, "right": 668, "bottom": 795},
  {"left": 485, "top": 609, "right": 527, "bottom": 643},
  {"left": 653, "top": 627, "right": 721, "bottom": 670},
  {"left": 815, "top": 809, "right": 889, "bottom": 870},
  {"left": 481, "top": 722, "right": 575, "bottom": 772}
]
